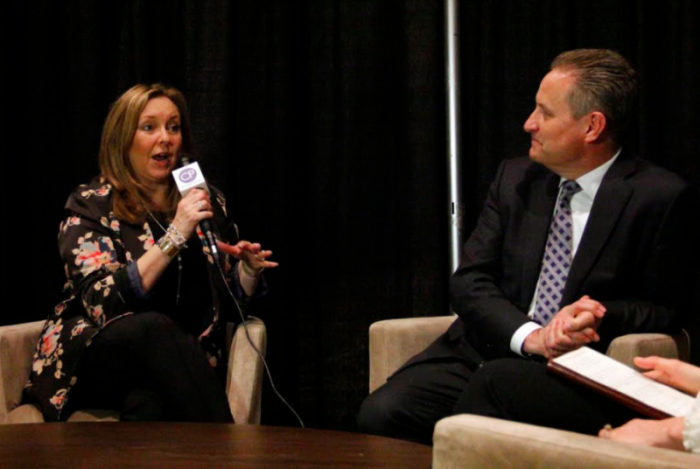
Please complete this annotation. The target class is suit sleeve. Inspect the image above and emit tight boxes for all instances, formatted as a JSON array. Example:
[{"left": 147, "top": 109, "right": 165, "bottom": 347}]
[{"left": 450, "top": 160, "right": 534, "bottom": 360}]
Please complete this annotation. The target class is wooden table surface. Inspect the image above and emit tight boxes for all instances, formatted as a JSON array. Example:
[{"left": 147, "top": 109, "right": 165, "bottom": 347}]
[{"left": 0, "top": 423, "right": 432, "bottom": 468}]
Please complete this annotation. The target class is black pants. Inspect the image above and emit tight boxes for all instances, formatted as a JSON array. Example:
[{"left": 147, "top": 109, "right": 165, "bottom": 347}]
[
  {"left": 358, "top": 358, "right": 473, "bottom": 445},
  {"left": 358, "top": 356, "right": 640, "bottom": 445},
  {"left": 66, "top": 312, "right": 234, "bottom": 423},
  {"left": 454, "top": 358, "right": 640, "bottom": 434}
]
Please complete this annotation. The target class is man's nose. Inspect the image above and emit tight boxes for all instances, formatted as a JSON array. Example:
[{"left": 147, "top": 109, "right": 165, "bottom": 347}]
[{"left": 523, "top": 113, "right": 538, "bottom": 133}]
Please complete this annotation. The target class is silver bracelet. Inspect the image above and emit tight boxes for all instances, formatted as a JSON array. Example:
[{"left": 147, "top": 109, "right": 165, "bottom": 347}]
[
  {"left": 156, "top": 235, "right": 180, "bottom": 259},
  {"left": 166, "top": 224, "right": 187, "bottom": 249}
]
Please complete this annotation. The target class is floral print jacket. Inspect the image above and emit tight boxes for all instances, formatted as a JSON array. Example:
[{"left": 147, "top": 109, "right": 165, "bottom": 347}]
[{"left": 24, "top": 177, "right": 255, "bottom": 421}]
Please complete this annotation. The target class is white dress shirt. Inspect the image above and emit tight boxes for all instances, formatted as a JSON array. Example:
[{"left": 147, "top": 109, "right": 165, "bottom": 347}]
[{"left": 510, "top": 149, "right": 621, "bottom": 356}]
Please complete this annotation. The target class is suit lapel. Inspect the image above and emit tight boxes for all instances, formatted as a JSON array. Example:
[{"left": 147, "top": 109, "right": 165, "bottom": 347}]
[
  {"left": 519, "top": 171, "right": 560, "bottom": 307},
  {"left": 562, "top": 152, "right": 636, "bottom": 304}
]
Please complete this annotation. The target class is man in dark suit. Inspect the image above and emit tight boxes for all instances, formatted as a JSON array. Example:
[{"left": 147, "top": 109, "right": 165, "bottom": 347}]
[{"left": 358, "top": 49, "right": 697, "bottom": 444}]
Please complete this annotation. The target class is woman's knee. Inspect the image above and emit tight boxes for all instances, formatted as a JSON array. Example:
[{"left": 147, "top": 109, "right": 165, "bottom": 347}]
[
  {"left": 128, "top": 312, "right": 194, "bottom": 346},
  {"left": 102, "top": 312, "right": 179, "bottom": 341},
  {"left": 136, "top": 312, "right": 179, "bottom": 333},
  {"left": 96, "top": 312, "right": 191, "bottom": 364}
]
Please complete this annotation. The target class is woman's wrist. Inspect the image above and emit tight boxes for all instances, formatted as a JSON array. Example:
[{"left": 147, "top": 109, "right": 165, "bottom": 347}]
[
  {"left": 156, "top": 235, "right": 180, "bottom": 258},
  {"left": 166, "top": 224, "right": 187, "bottom": 247},
  {"left": 666, "top": 417, "right": 686, "bottom": 451},
  {"left": 156, "top": 224, "right": 188, "bottom": 259},
  {"left": 240, "top": 260, "right": 263, "bottom": 278}
]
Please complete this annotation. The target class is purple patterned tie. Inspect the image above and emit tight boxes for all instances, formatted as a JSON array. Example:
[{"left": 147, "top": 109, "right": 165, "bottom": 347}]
[{"left": 533, "top": 180, "right": 582, "bottom": 325}]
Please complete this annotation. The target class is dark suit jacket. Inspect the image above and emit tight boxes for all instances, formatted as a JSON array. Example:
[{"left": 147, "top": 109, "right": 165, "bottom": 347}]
[{"left": 417, "top": 152, "right": 697, "bottom": 367}]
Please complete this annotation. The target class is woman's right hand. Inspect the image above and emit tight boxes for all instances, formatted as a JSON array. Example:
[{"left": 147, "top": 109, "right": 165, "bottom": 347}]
[
  {"left": 634, "top": 356, "right": 700, "bottom": 395},
  {"left": 171, "top": 189, "right": 214, "bottom": 240}
]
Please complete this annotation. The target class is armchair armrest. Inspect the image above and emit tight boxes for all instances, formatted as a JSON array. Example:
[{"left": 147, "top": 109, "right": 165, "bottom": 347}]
[
  {"left": 5, "top": 403, "right": 44, "bottom": 424},
  {"left": 433, "top": 414, "right": 697, "bottom": 469},
  {"left": 0, "top": 321, "right": 44, "bottom": 424},
  {"left": 226, "top": 317, "right": 267, "bottom": 425},
  {"left": 369, "top": 316, "right": 456, "bottom": 393},
  {"left": 607, "top": 332, "right": 689, "bottom": 368}
]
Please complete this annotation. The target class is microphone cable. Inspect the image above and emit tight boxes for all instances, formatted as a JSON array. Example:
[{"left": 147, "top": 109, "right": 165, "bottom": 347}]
[
  {"left": 215, "top": 255, "right": 305, "bottom": 428},
  {"left": 173, "top": 154, "right": 303, "bottom": 427}
]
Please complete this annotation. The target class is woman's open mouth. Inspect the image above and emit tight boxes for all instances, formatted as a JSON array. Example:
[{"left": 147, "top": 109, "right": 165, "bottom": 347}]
[{"left": 151, "top": 153, "right": 173, "bottom": 169}]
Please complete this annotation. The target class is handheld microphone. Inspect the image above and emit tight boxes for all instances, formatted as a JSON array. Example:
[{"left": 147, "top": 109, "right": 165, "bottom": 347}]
[{"left": 172, "top": 154, "right": 221, "bottom": 265}]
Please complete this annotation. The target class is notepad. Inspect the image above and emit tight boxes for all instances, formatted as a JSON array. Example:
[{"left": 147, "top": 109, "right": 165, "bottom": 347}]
[{"left": 548, "top": 347, "right": 696, "bottom": 419}]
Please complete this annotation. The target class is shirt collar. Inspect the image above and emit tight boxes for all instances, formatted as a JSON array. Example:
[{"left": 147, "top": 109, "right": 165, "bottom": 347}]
[{"left": 560, "top": 147, "right": 622, "bottom": 200}]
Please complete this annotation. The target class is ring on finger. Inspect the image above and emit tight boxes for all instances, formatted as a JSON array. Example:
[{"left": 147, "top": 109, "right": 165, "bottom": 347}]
[{"left": 196, "top": 201, "right": 203, "bottom": 210}]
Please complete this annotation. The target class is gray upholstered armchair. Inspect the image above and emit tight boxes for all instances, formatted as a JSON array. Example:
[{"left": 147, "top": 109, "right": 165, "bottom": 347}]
[
  {"left": 368, "top": 316, "right": 696, "bottom": 469},
  {"left": 0, "top": 317, "right": 267, "bottom": 425}
]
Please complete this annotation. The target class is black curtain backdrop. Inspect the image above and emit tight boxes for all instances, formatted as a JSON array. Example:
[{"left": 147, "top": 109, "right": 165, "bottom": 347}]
[{"left": 9, "top": 0, "right": 699, "bottom": 431}]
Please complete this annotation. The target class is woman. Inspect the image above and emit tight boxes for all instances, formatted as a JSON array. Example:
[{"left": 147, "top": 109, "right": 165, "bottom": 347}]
[
  {"left": 455, "top": 353, "right": 699, "bottom": 454},
  {"left": 599, "top": 356, "right": 700, "bottom": 454},
  {"left": 23, "top": 84, "right": 277, "bottom": 422}
]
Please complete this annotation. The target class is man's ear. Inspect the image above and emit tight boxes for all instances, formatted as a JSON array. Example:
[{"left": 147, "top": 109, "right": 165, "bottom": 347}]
[{"left": 584, "top": 111, "right": 607, "bottom": 143}]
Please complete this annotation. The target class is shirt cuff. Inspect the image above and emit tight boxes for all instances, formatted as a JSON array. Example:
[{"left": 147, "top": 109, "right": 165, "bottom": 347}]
[
  {"left": 683, "top": 392, "right": 700, "bottom": 454},
  {"left": 510, "top": 322, "right": 542, "bottom": 356},
  {"left": 126, "top": 261, "right": 147, "bottom": 300}
]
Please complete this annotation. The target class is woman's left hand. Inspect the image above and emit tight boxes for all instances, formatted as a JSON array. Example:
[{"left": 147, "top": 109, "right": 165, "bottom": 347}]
[{"left": 217, "top": 240, "right": 279, "bottom": 276}]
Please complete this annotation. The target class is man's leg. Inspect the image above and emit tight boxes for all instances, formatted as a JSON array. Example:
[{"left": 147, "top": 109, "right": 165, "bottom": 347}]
[
  {"left": 454, "top": 358, "right": 641, "bottom": 434},
  {"left": 358, "top": 358, "right": 472, "bottom": 445}
]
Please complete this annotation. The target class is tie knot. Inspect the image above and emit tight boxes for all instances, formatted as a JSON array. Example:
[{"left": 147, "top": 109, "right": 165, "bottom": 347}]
[{"left": 561, "top": 180, "right": 582, "bottom": 197}]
